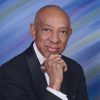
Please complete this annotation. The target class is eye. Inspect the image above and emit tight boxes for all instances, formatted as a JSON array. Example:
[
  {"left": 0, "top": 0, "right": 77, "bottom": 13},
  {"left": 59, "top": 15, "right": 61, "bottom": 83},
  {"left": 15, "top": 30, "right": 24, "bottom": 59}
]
[
  {"left": 43, "top": 28, "right": 50, "bottom": 32},
  {"left": 60, "top": 30, "right": 67, "bottom": 35}
]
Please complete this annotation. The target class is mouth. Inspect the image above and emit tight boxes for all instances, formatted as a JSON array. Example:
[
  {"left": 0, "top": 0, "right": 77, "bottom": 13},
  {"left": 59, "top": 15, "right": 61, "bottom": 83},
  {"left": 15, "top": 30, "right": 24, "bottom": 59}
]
[{"left": 46, "top": 46, "right": 60, "bottom": 53}]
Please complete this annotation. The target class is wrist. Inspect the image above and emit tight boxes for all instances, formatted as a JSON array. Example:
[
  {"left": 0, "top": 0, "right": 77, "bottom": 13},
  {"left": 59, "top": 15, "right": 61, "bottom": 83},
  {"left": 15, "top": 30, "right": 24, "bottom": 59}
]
[{"left": 49, "top": 82, "right": 61, "bottom": 91}]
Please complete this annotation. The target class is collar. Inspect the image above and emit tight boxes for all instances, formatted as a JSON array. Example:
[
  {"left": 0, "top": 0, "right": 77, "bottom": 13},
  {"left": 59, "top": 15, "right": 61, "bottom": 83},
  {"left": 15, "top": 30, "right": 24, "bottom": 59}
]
[{"left": 33, "top": 42, "right": 45, "bottom": 65}]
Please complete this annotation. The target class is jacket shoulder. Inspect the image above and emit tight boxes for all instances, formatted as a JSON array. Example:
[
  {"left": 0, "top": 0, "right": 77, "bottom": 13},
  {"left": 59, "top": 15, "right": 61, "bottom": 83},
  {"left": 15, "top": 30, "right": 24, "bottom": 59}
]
[{"left": 62, "top": 55, "right": 84, "bottom": 73}]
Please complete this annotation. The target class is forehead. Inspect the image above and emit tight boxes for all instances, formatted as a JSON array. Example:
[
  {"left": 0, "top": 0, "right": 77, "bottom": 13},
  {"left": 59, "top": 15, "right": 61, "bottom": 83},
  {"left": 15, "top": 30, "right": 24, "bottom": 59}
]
[
  {"left": 36, "top": 7, "right": 70, "bottom": 28},
  {"left": 38, "top": 7, "right": 68, "bottom": 20}
]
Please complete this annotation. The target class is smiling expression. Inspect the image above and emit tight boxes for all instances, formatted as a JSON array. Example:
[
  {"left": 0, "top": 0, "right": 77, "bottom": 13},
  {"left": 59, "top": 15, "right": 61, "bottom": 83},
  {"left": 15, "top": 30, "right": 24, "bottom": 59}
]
[{"left": 30, "top": 6, "right": 72, "bottom": 58}]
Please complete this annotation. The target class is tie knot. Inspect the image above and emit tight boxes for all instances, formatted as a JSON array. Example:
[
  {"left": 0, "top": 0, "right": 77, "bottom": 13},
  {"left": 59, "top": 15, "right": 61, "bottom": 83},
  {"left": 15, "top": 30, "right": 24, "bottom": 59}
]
[{"left": 41, "top": 61, "right": 46, "bottom": 73}]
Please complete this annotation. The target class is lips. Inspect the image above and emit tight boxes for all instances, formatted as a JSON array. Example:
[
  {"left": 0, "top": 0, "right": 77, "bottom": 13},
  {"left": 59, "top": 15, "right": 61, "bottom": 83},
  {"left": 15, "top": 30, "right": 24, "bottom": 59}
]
[{"left": 46, "top": 46, "right": 60, "bottom": 53}]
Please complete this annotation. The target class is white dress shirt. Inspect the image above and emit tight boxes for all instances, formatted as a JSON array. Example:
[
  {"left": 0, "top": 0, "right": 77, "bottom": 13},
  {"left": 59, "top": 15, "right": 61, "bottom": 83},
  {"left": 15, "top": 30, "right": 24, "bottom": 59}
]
[{"left": 33, "top": 42, "right": 68, "bottom": 100}]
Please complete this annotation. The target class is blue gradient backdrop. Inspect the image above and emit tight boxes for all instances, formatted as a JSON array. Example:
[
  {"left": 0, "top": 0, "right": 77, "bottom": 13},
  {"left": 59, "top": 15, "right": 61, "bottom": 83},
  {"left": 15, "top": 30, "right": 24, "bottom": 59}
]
[{"left": 0, "top": 0, "right": 100, "bottom": 100}]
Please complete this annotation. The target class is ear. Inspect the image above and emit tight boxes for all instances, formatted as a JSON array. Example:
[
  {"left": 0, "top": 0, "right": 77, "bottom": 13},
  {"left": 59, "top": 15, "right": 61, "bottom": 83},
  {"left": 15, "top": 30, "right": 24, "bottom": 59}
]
[
  {"left": 30, "top": 23, "right": 36, "bottom": 38},
  {"left": 69, "top": 28, "right": 72, "bottom": 35},
  {"left": 68, "top": 28, "right": 72, "bottom": 38}
]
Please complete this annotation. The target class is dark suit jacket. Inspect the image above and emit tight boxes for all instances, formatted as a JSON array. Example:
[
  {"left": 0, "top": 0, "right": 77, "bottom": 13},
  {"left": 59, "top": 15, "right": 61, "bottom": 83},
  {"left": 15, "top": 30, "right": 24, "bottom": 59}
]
[{"left": 0, "top": 43, "right": 88, "bottom": 100}]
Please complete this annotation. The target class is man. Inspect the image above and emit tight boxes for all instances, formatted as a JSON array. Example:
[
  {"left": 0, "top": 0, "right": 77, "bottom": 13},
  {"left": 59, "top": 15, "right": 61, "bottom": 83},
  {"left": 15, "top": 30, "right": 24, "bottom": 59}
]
[{"left": 0, "top": 5, "right": 88, "bottom": 100}]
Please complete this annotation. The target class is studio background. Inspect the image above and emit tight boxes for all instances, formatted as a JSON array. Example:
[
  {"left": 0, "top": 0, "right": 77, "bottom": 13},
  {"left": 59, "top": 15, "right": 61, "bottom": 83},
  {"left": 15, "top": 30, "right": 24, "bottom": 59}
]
[{"left": 0, "top": 0, "right": 100, "bottom": 100}]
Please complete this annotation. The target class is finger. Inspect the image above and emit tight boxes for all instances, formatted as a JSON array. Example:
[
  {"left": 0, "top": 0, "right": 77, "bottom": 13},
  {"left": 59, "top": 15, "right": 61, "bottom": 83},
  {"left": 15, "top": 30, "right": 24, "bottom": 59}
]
[
  {"left": 55, "top": 60, "right": 67, "bottom": 72},
  {"left": 47, "top": 54, "right": 61, "bottom": 61},
  {"left": 64, "top": 63, "right": 67, "bottom": 72},
  {"left": 62, "top": 62, "right": 67, "bottom": 72},
  {"left": 46, "top": 55, "right": 62, "bottom": 65},
  {"left": 45, "top": 55, "right": 62, "bottom": 67}
]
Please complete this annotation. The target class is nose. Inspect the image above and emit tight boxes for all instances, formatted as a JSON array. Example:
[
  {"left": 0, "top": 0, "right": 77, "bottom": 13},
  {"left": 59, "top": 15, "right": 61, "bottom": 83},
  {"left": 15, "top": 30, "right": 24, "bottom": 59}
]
[{"left": 50, "top": 32, "right": 60, "bottom": 44}]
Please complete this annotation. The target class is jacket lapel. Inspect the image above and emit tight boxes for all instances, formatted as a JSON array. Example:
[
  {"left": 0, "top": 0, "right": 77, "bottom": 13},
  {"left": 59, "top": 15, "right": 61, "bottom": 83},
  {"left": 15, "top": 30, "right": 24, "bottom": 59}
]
[
  {"left": 61, "top": 56, "right": 76, "bottom": 100},
  {"left": 25, "top": 43, "right": 47, "bottom": 98},
  {"left": 60, "top": 71, "right": 68, "bottom": 94}
]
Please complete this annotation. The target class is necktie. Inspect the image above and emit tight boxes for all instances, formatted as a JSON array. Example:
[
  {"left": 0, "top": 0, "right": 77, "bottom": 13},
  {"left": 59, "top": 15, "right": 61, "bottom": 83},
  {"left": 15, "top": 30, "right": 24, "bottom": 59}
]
[{"left": 41, "top": 61, "right": 46, "bottom": 73}]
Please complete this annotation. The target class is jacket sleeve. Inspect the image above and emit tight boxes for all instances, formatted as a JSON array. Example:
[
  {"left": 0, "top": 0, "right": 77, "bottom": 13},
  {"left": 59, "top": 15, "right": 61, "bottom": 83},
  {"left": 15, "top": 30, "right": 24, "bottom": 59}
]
[
  {"left": 75, "top": 68, "right": 89, "bottom": 100},
  {"left": 42, "top": 90, "right": 61, "bottom": 100}
]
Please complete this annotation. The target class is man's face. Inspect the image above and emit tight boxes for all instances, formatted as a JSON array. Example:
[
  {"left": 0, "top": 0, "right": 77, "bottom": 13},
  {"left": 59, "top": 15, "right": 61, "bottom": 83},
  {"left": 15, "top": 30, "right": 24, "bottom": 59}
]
[{"left": 31, "top": 9, "right": 72, "bottom": 58}]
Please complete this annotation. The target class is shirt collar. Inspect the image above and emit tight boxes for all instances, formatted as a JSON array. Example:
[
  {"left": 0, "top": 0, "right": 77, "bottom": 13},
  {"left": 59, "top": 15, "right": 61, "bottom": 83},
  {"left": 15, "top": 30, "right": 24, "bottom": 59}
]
[{"left": 33, "top": 42, "right": 45, "bottom": 65}]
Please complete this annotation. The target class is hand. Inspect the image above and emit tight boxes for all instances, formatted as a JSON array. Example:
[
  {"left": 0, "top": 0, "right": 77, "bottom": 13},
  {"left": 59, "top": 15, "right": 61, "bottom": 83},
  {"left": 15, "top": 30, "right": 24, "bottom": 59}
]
[{"left": 44, "top": 54, "right": 67, "bottom": 91}]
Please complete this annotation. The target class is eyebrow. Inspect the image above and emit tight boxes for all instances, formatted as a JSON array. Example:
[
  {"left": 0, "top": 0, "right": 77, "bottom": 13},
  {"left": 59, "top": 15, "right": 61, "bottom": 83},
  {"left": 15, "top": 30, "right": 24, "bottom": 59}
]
[
  {"left": 43, "top": 24, "right": 68, "bottom": 29},
  {"left": 43, "top": 24, "right": 53, "bottom": 27}
]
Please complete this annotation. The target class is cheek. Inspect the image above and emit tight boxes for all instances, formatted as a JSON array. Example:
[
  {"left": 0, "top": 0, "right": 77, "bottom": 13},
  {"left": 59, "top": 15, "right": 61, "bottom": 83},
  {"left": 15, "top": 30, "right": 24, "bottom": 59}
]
[
  {"left": 38, "top": 32, "right": 50, "bottom": 40},
  {"left": 36, "top": 34, "right": 48, "bottom": 46},
  {"left": 61, "top": 37, "right": 68, "bottom": 44},
  {"left": 60, "top": 38, "right": 68, "bottom": 48}
]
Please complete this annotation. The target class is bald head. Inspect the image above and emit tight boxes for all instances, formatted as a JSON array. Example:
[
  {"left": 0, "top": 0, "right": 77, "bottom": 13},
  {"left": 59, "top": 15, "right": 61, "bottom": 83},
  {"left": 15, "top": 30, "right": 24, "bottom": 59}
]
[
  {"left": 30, "top": 5, "right": 72, "bottom": 57},
  {"left": 34, "top": 5, "right": 71, "bottom": 27}
]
